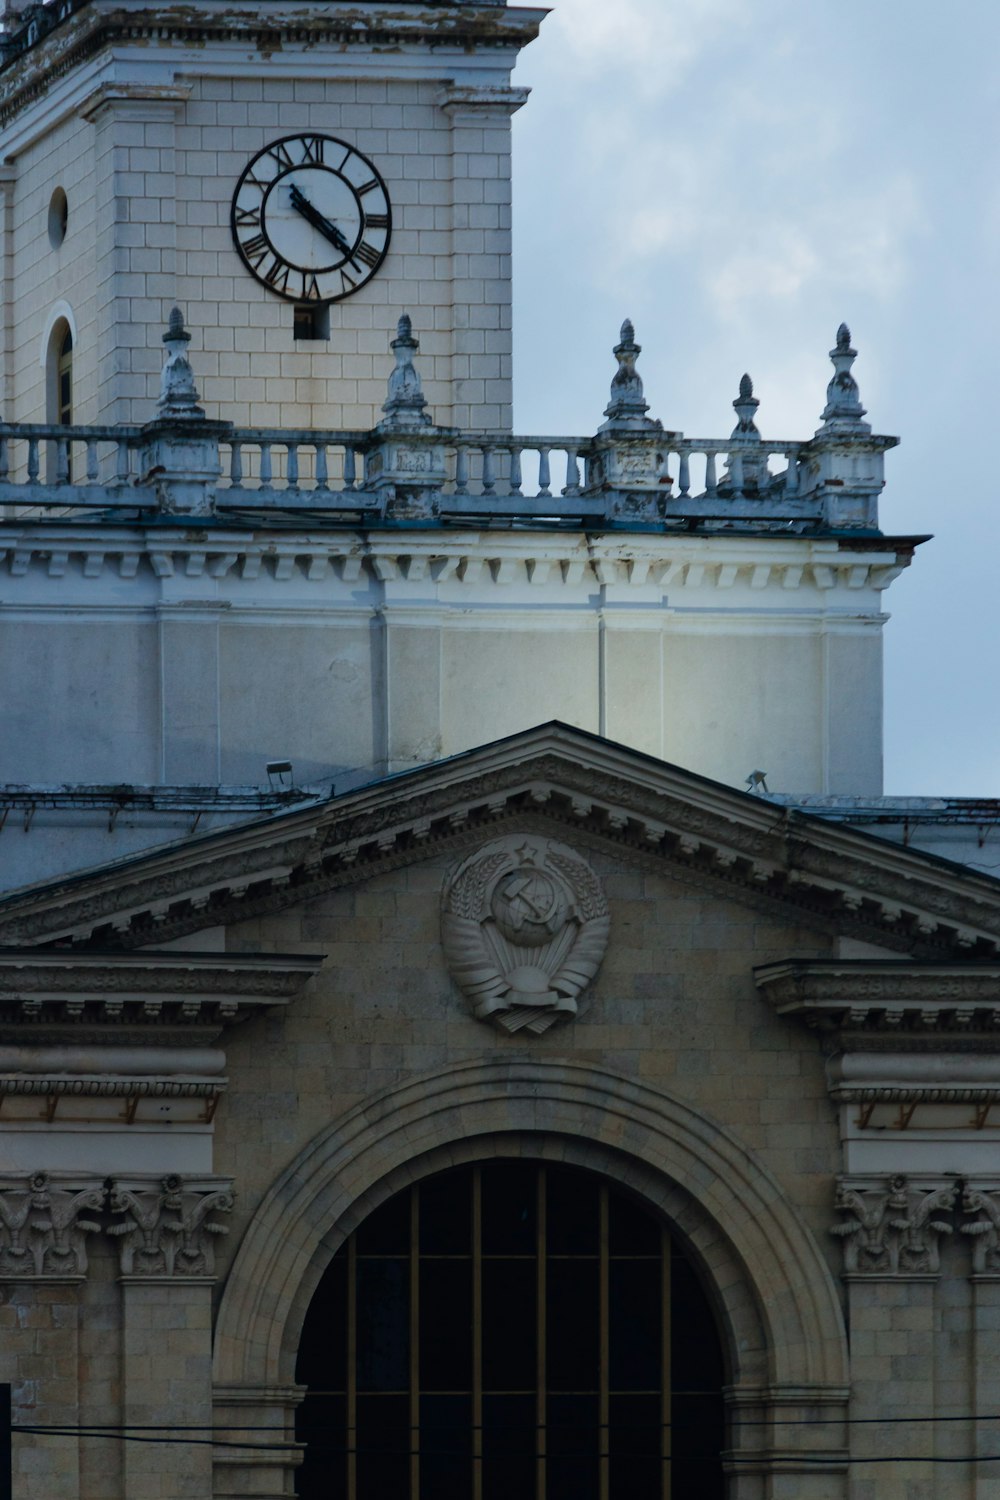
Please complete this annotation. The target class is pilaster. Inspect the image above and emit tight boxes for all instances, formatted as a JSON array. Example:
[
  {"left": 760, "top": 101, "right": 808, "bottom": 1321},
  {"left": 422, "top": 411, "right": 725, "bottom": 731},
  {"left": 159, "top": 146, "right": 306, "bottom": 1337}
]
[
  {"left": 439, "top": 84, "right": 528, "bottom": 431},
  {"left": 82, "top": 85, "right": 189, "bottom": 425},
  {"left": 157, "top": 604, "right": 223, "bottom": 785},
  {"left": 0, "top": 1174, "right": 104, "bottom": 1500},
  {"left": 213, "top": 1385, "right": 305, "bottom": 1500},
  {"left": 724, "top": 1384, "right": 849, "bottom": 1500},
  {"left": 110, "top": 1176, "right": 232, "bottom": 1500},
  {"left": 971, "top": 1277, "right": 1000, "bottom": 1500},
  {"left": 0, "top": 163, "right": 15, "bottom": 417}
]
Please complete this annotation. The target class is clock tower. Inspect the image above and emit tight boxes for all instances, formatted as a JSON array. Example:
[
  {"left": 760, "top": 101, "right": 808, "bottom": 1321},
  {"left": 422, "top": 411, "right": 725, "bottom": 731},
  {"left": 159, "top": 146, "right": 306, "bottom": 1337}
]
[{"left": 0, "top": 0, "right": 543, "bottom": 429}]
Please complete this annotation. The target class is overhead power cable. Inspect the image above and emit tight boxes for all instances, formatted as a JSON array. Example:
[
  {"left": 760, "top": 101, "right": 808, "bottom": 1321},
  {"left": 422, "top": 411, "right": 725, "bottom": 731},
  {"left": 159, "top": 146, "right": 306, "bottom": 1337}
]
[{"left": 12, "top": 1428, "right": 1000, "bottom": 1464}]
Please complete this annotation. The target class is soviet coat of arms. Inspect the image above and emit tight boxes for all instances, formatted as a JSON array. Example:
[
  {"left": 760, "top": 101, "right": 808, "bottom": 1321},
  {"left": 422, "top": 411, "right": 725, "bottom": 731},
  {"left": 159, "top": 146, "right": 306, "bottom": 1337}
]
[{"left": 441, "top": 836, "right": 611, "bottom": 1034}]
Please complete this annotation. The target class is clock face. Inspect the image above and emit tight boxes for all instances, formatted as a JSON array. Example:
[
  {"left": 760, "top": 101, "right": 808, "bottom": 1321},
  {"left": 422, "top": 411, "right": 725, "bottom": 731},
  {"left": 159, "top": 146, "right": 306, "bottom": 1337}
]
[{"left": 231, "top": 134, "right": 392, "bottom": 304}]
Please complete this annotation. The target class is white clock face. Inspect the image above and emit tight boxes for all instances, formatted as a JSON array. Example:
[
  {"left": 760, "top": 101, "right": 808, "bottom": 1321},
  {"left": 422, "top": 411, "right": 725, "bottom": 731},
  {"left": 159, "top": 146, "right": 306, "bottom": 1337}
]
[{"left": 231, "top": 134, "right": 392, "bottom": 304}]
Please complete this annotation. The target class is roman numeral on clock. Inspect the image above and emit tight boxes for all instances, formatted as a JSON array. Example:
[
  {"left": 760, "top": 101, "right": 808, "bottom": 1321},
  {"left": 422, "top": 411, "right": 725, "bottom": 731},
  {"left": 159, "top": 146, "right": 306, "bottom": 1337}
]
[
  {"left": 364, "top": 213, "right": 389, "bottom": 231},
  {"left": 241, "top": 233, "right": 268, "bottom": 266},
  {"left": 234, "top": 205, "right": 261, "bottom": 227},
  {"left": 301, "top": 272, "right": 322, "bottom": 301},
  {"left": 353, "top": 240, "right": 381, "bottom": 270},
  {"left": 264, "top": 257, "right": 291, "bottom": 293},
  {"left": 266, "top": 141, "right": 295, "bottom": 171},
  {"left": 300, "top": 137, "right": 325, "bottom": 164}
]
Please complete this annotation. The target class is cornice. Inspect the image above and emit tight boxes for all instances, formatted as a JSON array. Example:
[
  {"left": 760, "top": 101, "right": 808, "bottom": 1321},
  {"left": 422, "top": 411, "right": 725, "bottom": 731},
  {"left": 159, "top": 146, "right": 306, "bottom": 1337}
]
[
  {"left": 1, "top": 727, "right": 999, "bottom": 955},
  {"left": 0, "top": 2, "right": 545, "bottom": 127},
  {"left": 755, "top": 960, "right": 1000, "bottom": 1038},
  {"left": 0, "top": 525, "right": 919, "bottom": 595},
  {"left": 0, "top": 950, "right": 324, "bottom": 1039}
]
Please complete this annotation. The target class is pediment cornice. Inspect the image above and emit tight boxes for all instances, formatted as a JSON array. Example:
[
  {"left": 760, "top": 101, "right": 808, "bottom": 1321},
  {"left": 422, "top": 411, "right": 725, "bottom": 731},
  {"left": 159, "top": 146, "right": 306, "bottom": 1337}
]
[
  {"left": 1, "top": 727, "right": 998, "bottom": 955},
  {"left": 755, "top": 959, "right": 1000, "bottom": 1044},
  {"left": 0, "top": 949, "right": 324, "bottom": 1043}
]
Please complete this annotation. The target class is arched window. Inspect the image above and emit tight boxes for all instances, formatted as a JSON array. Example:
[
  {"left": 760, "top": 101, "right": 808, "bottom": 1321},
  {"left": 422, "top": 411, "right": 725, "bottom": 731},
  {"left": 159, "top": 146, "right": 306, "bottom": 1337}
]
[
  {"left": 45, "top": 318, "right": 73, "bottom": 426},
  {"left": 44, "top": 318, "right": 74, "bottom": 482},
  {"left": 57, "top": 326, "right": 73, "bottom": 426},
  {"left": 295, "top": 1160, "right": 725, "bottom": 1500}
]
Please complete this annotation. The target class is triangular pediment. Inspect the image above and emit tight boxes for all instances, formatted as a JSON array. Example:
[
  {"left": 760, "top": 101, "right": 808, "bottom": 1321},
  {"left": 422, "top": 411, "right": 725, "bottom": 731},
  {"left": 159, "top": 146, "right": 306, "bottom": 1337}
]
[{"left": 0, "top": 724, "right": 998, "bottom": 958}]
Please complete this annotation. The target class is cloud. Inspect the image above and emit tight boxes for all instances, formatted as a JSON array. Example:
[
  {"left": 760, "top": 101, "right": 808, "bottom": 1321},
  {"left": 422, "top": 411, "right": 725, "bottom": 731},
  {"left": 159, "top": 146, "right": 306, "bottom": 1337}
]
[{"left": 543, "top": 0, "right": 747, "bottom": 101}]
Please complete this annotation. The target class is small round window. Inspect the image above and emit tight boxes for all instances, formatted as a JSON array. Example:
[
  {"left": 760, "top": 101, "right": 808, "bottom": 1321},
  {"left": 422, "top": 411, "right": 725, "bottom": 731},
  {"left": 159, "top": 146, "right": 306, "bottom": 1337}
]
[{"left": 48, "top": 187, "right": 68, "bottom": 249}]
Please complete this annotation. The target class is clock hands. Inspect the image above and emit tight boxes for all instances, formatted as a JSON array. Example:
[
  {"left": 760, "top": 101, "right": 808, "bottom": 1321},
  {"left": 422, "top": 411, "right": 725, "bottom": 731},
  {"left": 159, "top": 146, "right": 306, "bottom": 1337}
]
[{"left": 288, "top": 183, "right": 352, "bottom": 257}]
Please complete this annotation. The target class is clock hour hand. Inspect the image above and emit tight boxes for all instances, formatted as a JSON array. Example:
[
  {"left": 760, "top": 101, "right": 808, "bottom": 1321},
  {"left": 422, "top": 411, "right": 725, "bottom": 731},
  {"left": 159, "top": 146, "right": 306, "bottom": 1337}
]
[{"left": 288, "top": 183, "right": 352, "bottom": 256}]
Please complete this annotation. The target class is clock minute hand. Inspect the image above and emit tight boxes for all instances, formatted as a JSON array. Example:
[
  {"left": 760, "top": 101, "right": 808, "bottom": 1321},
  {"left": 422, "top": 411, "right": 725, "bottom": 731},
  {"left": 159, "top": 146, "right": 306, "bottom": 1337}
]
[{"left": 288, "top": 184, "right": 351, "bottom": 256}]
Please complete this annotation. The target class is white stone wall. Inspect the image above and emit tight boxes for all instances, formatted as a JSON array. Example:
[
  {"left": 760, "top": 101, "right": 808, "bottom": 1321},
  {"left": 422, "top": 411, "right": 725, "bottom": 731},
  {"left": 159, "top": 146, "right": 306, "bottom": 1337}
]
[
  {"left": 0, "top": 527, "right": 893, "bottom": 889},
  {"left": 7, "top": 109, "right": 99, "bottom": 423},
  {"left": 2, "top": 57, "right": 520, "bottom": 431}
]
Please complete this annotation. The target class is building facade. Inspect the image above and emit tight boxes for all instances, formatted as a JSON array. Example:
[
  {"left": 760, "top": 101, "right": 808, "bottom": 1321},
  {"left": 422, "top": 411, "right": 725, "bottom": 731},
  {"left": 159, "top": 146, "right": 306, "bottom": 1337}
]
[{"left": 0, "top": 3, "right": 999, "bottom": 1500}]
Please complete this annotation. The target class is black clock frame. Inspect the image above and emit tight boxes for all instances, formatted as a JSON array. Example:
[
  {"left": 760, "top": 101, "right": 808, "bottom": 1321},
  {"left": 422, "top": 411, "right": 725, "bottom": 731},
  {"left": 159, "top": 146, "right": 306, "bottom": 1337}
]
[{"left": 230, "top": 133, "right": 392, "bottom": 305}]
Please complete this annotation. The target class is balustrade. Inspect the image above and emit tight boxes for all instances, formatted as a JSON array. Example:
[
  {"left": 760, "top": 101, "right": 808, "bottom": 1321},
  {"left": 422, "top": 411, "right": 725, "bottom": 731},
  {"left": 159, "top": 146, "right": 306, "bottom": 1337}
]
[
  {"left": 0, "top": 312, "right": 892, "bottom": 532},
  {"left": 0, "top": 424, "right": 145, "bottom": 515},
  {"left": 0, "top": 424, "right": 830, "bottom": 524}
]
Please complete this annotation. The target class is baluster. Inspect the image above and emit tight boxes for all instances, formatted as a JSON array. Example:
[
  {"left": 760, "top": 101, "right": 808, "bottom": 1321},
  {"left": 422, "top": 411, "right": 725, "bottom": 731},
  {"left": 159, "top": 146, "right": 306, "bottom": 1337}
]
[
  {"left": 785, "top": 448, "right": 799, "bottom": 497},
  {"left": 27, "top": 438, "right": 39, "bottom": 484},
  {"left": 730, "top": 450, "right": 745, "bottom": 501},
  {"left": 678, "top": 449, "right": 691, "bottom": 498},
  {"left": 563, "top": 449, "right": 580, "bottom": 496},
  {"left": 343, "top": 446, "right": 356, "bottom": 491},
  {"left": 455, "top": 445, "right": 469, "bottom": 495},
  {"left": 286, "top": 442, "right": 299, "bottom": 490},
  {"left": 230, "top": 442, "right": 243, "bottom": 486},
  {"left": 704, "top": 451, "right": 717, "bottom": 499},
  {"left": 0, "top": 437, "right": 7, "bottom": 482},
  {"left": 86, "top": 440, "right": 98, "bottom": 483},
  {"left": 509, "top": 447, "right": 522, "bottom": 495},
  {"left": 315, "top": 443, "right": 329, "bottom": 491},
  {"left": 259, "top": 442, "right": 273, "bottom": 490},
  {"left": 481, "top": 446, "right": 496, "bottom": 496},
  {"left": 116, "top": 438, "right": 129, "bottom": 484},
  {"left": 56, "top": 438, "right": 69, "bottom": 484},
  {"left": 538, "top": 447, "right": 551, "bottom": 497}
]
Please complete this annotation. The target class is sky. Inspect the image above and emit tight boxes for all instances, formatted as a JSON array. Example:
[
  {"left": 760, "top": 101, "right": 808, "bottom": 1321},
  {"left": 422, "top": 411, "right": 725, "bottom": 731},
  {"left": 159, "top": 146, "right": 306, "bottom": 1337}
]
[{"left": 509, "top": 0, "right": 1000, "bottom": 798}]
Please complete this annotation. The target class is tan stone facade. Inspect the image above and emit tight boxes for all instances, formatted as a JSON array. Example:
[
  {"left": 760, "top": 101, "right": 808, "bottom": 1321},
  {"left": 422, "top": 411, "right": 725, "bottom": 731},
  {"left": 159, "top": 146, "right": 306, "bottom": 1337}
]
[
  {"left": 0, "top": 728, "right": 995, "bottom": 1498},
  {"left": 0, "top": 2, "right": 997, "bottom": 1497}
]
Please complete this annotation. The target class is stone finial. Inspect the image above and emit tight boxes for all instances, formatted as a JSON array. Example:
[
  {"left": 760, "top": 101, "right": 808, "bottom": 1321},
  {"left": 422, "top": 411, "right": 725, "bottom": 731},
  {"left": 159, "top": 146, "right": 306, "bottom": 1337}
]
[
  {"left": 722, "top": 372, "right": 768, "bottom": 493},
  {"left": 157, "top": 307, "right": 204, "bottom": 419},
  {"left": 601, "top": 318, "right": 654, "bottom": 428},
  {"left": 731, "top": 373, "right": 760, "bottom": 436},
  {"left": 818, "top": 321, "right": 870, "bottom": 432},
  {"left": 381, "top": 313, "right": 431, "bottom": 428}
]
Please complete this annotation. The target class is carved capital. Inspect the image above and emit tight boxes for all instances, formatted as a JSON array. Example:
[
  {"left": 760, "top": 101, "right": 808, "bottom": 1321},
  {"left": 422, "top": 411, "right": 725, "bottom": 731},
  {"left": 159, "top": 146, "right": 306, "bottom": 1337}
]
[
  {"left": 960, "top": 1184, "right": 1000, "bottom": 1275},
  {"left": 0, "top": 1172, "right": 104, "bottom": 1280},
  {"left": 441, "top": 835, "right": 610, "bottom": 1035},
  {"left": 831, "top": 1175, "right": 956, "bottom": 1277},
  {"left": 108, "top": 1175, "right": 234, "bottom": 1279}
]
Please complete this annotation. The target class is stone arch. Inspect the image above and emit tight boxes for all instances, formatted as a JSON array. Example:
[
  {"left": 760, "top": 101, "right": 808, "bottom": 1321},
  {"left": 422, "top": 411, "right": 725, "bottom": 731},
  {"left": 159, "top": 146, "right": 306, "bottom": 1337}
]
[
  {"left": 213, "top": 1057, "right": 847, "bottom": 1398},
  {"left": 38, "top": 299, "right": 78, "bottom": 377}
]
